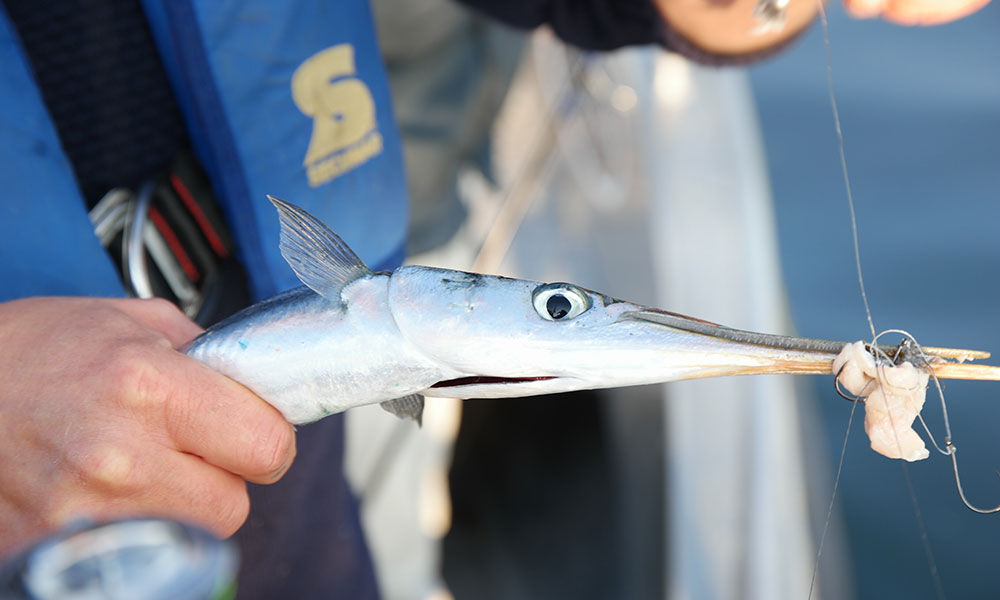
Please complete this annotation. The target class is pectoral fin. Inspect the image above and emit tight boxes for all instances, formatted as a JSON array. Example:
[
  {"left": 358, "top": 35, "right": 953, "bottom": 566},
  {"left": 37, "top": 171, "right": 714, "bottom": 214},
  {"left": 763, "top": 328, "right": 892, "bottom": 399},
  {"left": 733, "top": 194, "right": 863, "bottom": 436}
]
[
  {"left": 268, "top": 195, "right": 372, "bottom": 302},
  {"left": 380, "top": 394, "right": 425, "bottom": 426}
]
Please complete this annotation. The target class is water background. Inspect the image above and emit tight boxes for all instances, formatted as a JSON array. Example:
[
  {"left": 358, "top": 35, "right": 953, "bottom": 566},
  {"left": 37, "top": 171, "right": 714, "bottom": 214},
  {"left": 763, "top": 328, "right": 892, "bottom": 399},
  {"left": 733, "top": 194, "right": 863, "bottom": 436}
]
[{"left": 751, "top": 4, "right": 1000, "bottom": 598}]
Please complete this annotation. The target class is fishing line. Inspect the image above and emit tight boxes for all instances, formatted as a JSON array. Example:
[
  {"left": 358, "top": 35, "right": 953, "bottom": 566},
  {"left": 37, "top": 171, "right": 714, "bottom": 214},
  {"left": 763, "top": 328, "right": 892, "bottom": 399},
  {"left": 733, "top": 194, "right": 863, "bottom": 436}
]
[
  {"left": 806, "top": 6, "right": 868, "bottom": 595},
  {"left": 901, "top": 461, "right": 948, "bottom": 599},
  {"left": 807, "top": 375, "right": 859, "bottom": 600},
  {"left": 808, "top": 5, "right": 947, "bottom": 598},
  {"left": 818, "top": 5, "right": 876, "bottom": 341}
]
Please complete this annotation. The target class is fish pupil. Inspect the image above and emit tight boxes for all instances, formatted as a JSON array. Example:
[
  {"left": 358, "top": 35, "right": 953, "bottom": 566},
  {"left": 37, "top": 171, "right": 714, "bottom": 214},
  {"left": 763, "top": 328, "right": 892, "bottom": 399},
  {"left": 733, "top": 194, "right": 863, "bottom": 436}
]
[{"left": 546, "top": 294, "right": 571, "bottom": 319}]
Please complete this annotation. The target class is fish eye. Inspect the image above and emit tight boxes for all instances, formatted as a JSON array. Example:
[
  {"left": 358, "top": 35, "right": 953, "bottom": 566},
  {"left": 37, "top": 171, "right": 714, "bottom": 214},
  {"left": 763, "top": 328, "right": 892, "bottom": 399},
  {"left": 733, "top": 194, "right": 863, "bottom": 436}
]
[{"left": 532, "top": 283, "right": 592, "bottom": 321}]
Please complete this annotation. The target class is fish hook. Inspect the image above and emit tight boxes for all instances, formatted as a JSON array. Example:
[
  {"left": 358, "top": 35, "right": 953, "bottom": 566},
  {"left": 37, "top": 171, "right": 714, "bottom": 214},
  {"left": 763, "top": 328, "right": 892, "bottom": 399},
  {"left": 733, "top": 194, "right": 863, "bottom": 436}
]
[
  {"left": 946, "top": 440, "right": 1000, "bottom": 514},
  {"left": 833, "top": 364, "right": 865, "bottom": 403},
  {"left": 835, "top": 330, "right": 1000, "bottom": 514},
  {"left": 879, "top": 330, "right": 1000, "bottom": 512}
]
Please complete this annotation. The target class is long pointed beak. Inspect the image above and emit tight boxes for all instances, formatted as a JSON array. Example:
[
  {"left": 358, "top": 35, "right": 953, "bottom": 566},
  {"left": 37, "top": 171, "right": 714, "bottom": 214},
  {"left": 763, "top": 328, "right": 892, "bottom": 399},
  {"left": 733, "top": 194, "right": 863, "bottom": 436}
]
[{"left": 626, "top": 309, "right": 1000, "bottom": 382}]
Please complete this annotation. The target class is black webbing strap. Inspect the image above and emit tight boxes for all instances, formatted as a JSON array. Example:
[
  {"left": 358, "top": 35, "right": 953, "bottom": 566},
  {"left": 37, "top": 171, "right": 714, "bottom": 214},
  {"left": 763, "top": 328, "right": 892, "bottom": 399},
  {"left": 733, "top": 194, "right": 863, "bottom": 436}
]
[{"left": 89, "top": 153, "right": 250, "bottom": 326}]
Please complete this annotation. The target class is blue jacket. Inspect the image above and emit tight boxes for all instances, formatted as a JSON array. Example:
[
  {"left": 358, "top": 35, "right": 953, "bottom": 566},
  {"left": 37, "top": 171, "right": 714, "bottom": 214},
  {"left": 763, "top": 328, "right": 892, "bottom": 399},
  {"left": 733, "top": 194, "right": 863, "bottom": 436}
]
[
  {"left": 0, "top": 1, "right": 405, "bottom": 597},
  {"left": 0, "top": 0, "right": 408, "bottom": 302}
]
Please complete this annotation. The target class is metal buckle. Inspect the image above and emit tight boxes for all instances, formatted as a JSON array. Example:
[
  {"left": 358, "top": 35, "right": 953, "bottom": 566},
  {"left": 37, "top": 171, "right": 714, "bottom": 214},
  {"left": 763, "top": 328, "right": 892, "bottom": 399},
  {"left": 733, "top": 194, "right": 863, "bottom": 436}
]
[{"left": 89, "top": 181, "right": 207, "bottom": 319}]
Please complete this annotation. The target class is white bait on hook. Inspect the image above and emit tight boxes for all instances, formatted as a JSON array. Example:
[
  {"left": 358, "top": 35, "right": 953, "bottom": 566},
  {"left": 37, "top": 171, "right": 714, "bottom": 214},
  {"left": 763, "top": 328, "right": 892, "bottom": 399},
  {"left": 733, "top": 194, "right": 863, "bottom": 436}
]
[{"left": 834, "top": 341, "right": 930, "bottom": 461}]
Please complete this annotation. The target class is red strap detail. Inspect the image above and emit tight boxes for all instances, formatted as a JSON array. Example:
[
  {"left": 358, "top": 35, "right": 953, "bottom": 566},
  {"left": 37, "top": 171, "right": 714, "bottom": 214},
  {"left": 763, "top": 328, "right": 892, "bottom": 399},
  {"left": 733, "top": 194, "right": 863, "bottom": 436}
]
[
  {"left": 169, "top": 174, "right": 229, "bottom": 257},
  {"left": 149, "top": 206, "right": 200, "bottom": 282}
]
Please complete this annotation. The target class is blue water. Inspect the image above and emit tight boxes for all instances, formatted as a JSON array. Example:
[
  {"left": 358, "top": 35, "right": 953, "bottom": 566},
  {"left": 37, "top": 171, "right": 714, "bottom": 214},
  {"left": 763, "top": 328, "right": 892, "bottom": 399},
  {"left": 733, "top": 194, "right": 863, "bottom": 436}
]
[{"left": 751, "top": 5, "right": 1000, "bottom": 598}]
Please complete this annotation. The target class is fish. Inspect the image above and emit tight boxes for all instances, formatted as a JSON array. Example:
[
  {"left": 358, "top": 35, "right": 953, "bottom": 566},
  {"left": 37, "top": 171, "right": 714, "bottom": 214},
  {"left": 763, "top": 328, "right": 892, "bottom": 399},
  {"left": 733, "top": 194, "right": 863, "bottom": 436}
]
[{"left": 182, "top": 197, "right": 1000, "bottom": 425}]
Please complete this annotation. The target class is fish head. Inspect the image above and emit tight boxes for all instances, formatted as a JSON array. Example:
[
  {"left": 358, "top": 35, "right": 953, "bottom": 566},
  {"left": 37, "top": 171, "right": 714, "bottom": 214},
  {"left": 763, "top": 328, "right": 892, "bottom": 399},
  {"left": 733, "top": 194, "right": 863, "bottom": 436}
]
[{"left": 388, "top": 266, "right": 837, "bottom": 398}]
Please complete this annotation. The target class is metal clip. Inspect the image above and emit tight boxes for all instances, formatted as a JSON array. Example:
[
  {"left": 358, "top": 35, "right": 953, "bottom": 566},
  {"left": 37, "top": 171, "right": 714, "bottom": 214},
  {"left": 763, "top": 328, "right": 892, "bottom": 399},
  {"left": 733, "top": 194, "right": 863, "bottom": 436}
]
[{"left": 89, "top": 182, "right": 205, "bottom": 318}]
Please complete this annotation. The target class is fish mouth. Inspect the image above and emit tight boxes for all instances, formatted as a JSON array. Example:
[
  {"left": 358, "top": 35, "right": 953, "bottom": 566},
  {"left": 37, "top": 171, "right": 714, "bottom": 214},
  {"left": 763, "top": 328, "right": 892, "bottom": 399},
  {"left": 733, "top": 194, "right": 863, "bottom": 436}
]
[{"left": 430, "top": 376, "right": 556, "bottom": 388}]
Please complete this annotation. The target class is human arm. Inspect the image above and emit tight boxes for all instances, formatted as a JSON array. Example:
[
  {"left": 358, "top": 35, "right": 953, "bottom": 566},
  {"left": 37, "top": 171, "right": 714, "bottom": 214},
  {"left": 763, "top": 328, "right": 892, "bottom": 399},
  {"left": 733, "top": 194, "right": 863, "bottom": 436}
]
[
  {"left": 0, "top": 297, "right": 296, "bottom": 558},
  {"left": 456, "top": 0, "right": 991, "bottom": 62},
  {"left": 454, "top": 0, "right": 815, "bottom": 62}
]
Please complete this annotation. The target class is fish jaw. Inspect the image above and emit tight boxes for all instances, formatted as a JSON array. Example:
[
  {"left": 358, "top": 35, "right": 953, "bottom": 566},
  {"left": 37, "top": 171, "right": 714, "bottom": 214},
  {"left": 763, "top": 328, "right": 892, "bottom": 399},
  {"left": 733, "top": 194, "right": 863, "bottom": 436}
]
[{"left": 387, "top": 266, "right": 847, "bottom": 400}]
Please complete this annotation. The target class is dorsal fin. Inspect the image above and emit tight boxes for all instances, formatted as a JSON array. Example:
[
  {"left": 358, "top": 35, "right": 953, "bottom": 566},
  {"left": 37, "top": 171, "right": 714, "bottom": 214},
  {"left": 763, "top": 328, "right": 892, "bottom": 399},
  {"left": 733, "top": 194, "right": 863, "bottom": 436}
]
[{"left": 268, "top": 195, "right": 372, "bottom": 301}]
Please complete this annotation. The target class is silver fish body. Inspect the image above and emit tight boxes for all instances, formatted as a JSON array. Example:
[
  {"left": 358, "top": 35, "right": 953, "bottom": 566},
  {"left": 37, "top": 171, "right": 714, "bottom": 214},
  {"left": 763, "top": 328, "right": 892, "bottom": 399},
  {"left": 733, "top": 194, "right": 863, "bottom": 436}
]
[
  {"left": 183, "top": 197, "right": 1000, "bottom": 425},
  {"left": 184, "top": 261, "right": 808, "bottom": 424},
  {"left": 184, "top": 276, "right": 457, "bottom": 424}
]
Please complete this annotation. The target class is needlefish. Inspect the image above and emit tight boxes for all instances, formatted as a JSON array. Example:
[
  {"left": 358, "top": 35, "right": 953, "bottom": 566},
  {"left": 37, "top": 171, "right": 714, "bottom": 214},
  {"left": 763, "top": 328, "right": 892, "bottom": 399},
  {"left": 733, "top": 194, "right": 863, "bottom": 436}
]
[{"left": 182, "top": 197, "right": 1000, "bottom": 425}]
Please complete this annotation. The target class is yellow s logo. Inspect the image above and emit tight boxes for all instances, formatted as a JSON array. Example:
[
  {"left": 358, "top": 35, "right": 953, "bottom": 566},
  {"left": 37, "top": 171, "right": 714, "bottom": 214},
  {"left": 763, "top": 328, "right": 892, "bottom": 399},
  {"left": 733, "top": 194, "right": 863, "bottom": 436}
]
[{"left": 292, "top": 44, "right": 383, "bottom": 187}]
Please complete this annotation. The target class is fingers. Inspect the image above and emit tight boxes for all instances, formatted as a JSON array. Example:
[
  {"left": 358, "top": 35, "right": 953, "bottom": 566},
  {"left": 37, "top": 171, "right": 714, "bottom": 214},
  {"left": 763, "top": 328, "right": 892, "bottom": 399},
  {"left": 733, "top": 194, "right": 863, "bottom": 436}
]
[
  {"left": 843, "top": 0, "right": 888, "bottom": 19},
  {"left": 148, "top": 351, "right": 297, "bottom": 484},
  {"left": 844, "top": 0, "right": 991, "bottom": 24},
  {"left": 1, "top": 427, "right": 252, "bottom": 542},
  {"left": 885, "top": 0, "right": 990, "bottom": 24},
  {"left": 55, "top": 448, "right": 250, "bottom": 539},
  {"left": 95, "top": 450, "right": 252, "bottom": 539},
  {"left": 96, "top": 298, "right": 297, "bottom": 483},
  {"left": 0, "top": 296, "right": 295, "bottom": 556},
  {"left": 158, "top": 453, "right": 252, "bottom": 538}
]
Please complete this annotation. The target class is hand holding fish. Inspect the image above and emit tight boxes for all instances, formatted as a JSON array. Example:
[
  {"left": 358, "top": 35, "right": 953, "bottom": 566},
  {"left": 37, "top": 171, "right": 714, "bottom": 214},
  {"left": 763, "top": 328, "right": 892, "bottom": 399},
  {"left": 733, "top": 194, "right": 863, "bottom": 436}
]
[{"left": 0, "top": 297, "right": 295, "bottom": 558}]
